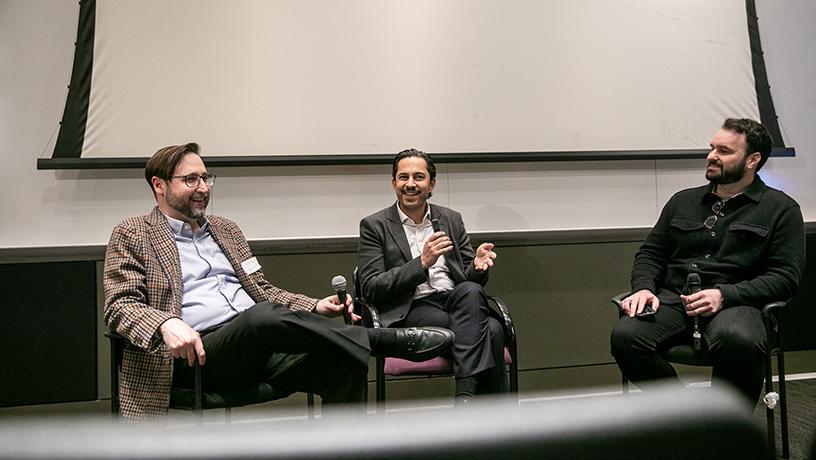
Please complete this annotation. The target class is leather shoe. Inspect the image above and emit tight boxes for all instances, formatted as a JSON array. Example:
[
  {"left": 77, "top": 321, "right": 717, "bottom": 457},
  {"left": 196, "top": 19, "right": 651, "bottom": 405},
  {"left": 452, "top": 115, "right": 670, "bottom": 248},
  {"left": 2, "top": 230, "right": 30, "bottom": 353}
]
[{"left": 390, "top": 326, "right": 454, "bottom": 362}]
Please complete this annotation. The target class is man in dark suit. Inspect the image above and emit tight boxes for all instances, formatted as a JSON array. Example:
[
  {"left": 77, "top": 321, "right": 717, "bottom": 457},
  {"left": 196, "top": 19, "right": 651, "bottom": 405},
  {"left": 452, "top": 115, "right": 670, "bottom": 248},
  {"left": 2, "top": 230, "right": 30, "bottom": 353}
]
[
  {"left": 358, "top": 149, "right": 505, "bottom": 406},
  {"left": 104, "top": 143, "right": 454, "bottom": 420}
]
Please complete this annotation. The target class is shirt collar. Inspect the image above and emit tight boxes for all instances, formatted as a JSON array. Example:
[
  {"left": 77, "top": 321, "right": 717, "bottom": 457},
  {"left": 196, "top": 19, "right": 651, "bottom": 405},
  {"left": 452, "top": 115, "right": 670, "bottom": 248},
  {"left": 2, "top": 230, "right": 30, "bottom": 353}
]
[
  {"left": 163, "top": 213, "right": 209, "bottom": 238},
  {"left": 397, "top": 203, "right": 432, "bottom": 226},
  {"left": 703, "top": 175, "right": 766, "bottom": 204}
]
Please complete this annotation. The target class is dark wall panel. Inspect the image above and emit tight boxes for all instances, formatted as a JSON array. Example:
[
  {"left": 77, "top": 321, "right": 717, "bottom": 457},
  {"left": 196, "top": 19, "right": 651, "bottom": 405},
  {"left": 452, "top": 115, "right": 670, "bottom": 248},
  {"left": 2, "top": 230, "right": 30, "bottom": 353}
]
[
  {"left": 0, "top": 261, "right": 97, "bottom": 406},
  {"left": 784, "top": 233, "right": 816, "bottom": 350}
]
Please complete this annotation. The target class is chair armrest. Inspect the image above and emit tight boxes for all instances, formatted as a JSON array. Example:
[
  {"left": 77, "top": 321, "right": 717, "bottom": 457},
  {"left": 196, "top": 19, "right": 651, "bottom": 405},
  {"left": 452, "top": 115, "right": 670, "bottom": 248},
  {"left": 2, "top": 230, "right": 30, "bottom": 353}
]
[
  {"left": 355, "top": 298, "right": 383, "bottom": 329},
  {"left": 611, "top": 291, "right": 630, "bottom": 310},
  {"left": 104, "top": 330, "right": 127, "bottom": 357},
  {"left": 761, "top": 300, "right": 787, "bottom": 317},
  {"left": 761, "top": 300, "right": 787, "bottom": 339},
  {"left": 104, "top": 330, "right": 124, "bottom": 341},
  {"left": 352, "top": 266, "right": 382, "bottom": 328},
  {"left": 486, "top": 295, "right": 516, "bottom": 351}
]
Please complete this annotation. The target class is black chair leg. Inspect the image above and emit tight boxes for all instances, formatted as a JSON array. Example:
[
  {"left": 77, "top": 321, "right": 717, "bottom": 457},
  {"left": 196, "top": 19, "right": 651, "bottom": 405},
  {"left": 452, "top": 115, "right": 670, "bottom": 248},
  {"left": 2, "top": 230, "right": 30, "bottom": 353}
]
[
  {"left": 307, "top": 392, "right": 315, "bottom": 419},
  {"left": 109, "top": 347, "right": 120, "bottom": 421},
  {"left": 764, "top": 356, "right": 776, "bottom": 460},
  {"left": 194, "top": 362, "right": 204, "bottom": 426},
  {"left": 509, "top": 348, "right": 519, "bottom": 394},
  {"left": 376, "top": 357, "right": 385, "bottom": 414},
  {"left": 777, "top": 351, "right": 789, "bottom": 458}
]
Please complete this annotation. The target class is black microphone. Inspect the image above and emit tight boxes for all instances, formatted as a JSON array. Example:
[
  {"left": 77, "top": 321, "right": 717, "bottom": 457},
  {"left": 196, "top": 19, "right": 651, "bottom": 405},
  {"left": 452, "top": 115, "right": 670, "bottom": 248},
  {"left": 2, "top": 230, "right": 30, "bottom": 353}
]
[
  {"left": 331, "top": 275, "right": 351, "bottom": 324},
  {"left": 686, "top": 272, "right": 703, "bottom": 351}
]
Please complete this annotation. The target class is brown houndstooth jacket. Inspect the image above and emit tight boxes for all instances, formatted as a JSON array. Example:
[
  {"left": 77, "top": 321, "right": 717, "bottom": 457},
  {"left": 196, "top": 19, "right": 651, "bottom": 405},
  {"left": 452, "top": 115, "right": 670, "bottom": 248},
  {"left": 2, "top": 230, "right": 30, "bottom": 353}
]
[{"left": 103, "top": 207, "right": 318, "bottom": 421}]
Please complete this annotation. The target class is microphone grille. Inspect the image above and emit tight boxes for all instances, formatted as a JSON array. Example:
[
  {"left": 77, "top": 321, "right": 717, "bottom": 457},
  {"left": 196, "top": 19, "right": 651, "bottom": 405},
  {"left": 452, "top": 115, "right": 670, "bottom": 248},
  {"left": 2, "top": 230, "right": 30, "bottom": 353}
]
[{"left": 331, "top": 275, "right": 347, "bottom": 290}]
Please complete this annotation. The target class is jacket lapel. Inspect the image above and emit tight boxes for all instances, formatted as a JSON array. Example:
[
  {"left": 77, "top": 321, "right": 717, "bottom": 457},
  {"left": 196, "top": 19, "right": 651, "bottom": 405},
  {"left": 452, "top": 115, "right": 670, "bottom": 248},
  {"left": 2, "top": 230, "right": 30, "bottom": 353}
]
[
  {"left": 207, "top": 219, "right": 266, "bottom": 304},
  {"left": 385, "top": 204, "right": 413, "bottom": 262},
  {"left": 431, "top": 207, "right": 466, "bottom": 282},
  {"left": 146, "top": 207, "right": 184, "bottom": 314}
]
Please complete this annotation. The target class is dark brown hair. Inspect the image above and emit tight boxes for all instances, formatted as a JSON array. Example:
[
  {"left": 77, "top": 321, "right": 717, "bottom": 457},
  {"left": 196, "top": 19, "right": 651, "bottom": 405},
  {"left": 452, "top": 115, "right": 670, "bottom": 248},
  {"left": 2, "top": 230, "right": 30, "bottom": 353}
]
[{"left": 144, "top": 143, "right": 200, "bottom": 193}]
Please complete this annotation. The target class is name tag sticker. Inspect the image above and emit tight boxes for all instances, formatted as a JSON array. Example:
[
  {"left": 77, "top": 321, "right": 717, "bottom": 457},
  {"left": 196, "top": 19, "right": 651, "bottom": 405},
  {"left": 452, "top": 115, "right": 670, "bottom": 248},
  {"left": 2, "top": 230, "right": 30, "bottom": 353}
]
[{"left": 241, "top": 257, "right": 261, "bottom": 274}]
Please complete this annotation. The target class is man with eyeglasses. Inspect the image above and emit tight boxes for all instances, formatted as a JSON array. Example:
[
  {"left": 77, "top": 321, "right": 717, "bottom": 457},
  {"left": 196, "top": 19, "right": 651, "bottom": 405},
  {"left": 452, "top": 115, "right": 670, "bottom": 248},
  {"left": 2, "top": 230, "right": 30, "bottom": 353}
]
[
  {"left": 610, "top": 118, "right": 805, "bottom": 407},
  {"left": 104, "top": 143, "right": 454, "bottom": 421}
]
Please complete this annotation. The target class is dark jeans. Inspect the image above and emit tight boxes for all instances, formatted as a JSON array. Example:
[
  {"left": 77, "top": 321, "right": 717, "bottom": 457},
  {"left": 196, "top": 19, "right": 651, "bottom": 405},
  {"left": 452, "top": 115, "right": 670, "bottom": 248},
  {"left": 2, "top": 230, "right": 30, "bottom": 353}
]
[
  {"left": 397, "top": 281, "right": 507, "bottom": 394},
  {"left": 610, "top": 304, "right": 767, "bottom": 405},
  {"left": 173, "top": 302, "right": 369, "bottom": 408}
]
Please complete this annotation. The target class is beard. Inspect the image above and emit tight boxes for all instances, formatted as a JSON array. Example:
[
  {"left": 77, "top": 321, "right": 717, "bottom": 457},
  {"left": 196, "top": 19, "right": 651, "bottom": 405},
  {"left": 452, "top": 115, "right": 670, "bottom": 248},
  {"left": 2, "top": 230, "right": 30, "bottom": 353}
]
[
  {"left": 165, "top": 186, "right": 209, "bottom": 221},
  {"left": 706, "top": 156, "right": 748, "bottom": 185}
]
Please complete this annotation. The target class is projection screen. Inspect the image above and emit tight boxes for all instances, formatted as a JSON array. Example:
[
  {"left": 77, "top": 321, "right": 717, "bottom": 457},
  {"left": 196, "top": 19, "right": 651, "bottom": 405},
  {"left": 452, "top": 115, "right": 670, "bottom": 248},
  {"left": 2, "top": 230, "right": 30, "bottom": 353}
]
[{"left": 42, "top": 0, "right": 788, "bottom": 168}]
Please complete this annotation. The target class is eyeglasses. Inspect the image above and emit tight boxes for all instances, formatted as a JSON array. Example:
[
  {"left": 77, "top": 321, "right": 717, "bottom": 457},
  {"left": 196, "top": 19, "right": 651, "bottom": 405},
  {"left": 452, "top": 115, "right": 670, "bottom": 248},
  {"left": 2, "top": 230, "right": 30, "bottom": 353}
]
[
  {"left": 170, "top": 174, "right": 216, "bottom": 188},
  {"left": 704, "top": 200, "right": 725, "bottom": 229}
]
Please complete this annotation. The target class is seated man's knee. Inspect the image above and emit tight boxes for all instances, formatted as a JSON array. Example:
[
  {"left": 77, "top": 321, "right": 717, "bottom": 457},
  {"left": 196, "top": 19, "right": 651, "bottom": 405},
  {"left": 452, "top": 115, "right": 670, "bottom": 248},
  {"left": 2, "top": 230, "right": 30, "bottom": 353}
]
[
  {"left": 610, "top": 318, "right": 641, "bottom": 357},
  {"left": 487, "top": 317, "right": 504, "bottom": 344},
  {"left": 454, "top": 281, "right": 486, "bottom": 298},
  {"left": 708, "top": 307, "right": 767, "bottom": 358},
  {"left": 241, "top": 302, "right": 289, "bottom": 330},
  {"left": 710, "top": 325, "right": 766, "bottom": 358}
]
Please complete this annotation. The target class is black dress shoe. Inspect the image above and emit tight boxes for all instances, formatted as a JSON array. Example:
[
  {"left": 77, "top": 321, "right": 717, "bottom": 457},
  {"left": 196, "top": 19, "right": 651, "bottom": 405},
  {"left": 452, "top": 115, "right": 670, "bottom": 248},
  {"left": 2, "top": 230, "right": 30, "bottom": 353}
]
[{"left": 390, "top": 327, "right": 454, "bottom": 362}]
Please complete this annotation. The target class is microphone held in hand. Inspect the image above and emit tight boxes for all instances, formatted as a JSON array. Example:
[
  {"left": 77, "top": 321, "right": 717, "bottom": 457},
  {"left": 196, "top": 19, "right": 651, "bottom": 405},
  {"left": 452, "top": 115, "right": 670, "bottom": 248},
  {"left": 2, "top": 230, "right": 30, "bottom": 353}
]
[
  {"left": 686, "top": 272, "right": 703, "bottom": 351},
  {"left": 686, "top": 272, "right": 701, "bottom": 295},
  {"left": 331, "top": 275, "right": 351, "bottom": 324}
]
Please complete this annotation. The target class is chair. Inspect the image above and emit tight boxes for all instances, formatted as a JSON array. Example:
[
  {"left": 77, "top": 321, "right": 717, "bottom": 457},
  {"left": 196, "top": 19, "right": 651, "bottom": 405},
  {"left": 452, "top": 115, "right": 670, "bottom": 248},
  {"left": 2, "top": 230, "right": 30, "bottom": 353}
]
[
  {"left": 105, "top": 331, "right": 315, "bottom": 424},
  {"left": 611, "top": 293, "right": 789, "bottom": 459},
  {"left": 353, "top": 268, "right": 518, "bottom": 412}
]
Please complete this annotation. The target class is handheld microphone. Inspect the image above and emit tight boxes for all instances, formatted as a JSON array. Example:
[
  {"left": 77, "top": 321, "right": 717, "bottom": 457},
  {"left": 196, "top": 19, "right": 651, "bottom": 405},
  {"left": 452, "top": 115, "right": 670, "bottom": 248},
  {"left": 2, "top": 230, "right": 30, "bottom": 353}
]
[
  {"left": 331, "top": 275, "right": 351, "bottom": 324},
  {"left": 686, "top": 272, "right": 703, "bottom": 351},
  {"left": 431, "top": 218, "right": 441, "bottom": 233}
]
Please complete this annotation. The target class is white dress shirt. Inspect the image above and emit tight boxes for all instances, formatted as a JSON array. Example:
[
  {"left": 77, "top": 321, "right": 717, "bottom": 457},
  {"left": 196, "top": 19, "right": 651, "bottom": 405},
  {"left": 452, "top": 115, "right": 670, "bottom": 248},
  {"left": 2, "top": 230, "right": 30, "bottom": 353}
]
[{"left": 397, "top": 204, "right": 455, "bottom": 299}]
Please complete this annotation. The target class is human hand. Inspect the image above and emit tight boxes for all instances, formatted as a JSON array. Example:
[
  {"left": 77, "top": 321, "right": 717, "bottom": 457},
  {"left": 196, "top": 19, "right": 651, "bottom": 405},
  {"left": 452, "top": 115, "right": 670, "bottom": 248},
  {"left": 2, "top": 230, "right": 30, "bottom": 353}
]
[
  {"left": 315, "top": 294, "right": 361, "bottom": 323},
  {"left": 680, "top": 288, "right": 723, "bottom": 317},
  {"left": 620, "top": 289, "right": 660, "bottom": 317},
  {"left": 420, "top": 231, "right": 453, "bottom": 269},
  {"left": 473, "top": 242, "right": 497, "bottom": 271},
  {"left": 160, "top": 317, "right": 205, "bottom": 366}
]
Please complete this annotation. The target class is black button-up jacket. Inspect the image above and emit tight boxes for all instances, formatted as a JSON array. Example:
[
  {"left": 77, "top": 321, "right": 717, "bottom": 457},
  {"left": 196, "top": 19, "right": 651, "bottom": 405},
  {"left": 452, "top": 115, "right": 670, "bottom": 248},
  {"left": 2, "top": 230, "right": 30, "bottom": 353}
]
[{"left": 631, "top": 176, "right": 805, "bottom": 308}]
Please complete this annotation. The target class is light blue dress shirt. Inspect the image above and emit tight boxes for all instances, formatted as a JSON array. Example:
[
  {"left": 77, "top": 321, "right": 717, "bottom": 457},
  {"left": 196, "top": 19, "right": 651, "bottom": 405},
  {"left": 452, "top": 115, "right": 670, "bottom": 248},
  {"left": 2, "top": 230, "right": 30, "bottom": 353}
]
[{"left": 165, "top": 215, "right": 256, "bottom": 331}]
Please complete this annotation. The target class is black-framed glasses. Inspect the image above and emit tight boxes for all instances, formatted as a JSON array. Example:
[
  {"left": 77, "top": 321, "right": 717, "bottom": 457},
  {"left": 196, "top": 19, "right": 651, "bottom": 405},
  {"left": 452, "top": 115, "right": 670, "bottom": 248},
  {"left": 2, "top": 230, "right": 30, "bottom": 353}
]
[
  {"left": 170, "top": 173, "right": 216, "bottom": 188},
  {"left": 704, "top": 200, "right": 725, "bottom": 229}
]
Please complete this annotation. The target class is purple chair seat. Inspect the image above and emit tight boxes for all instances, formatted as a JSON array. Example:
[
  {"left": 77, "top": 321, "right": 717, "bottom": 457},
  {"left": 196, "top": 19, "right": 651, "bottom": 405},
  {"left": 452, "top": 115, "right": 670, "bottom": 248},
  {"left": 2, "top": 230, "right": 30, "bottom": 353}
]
[{"left": 384, "top": 348, "right": 513, "bottom": 377}]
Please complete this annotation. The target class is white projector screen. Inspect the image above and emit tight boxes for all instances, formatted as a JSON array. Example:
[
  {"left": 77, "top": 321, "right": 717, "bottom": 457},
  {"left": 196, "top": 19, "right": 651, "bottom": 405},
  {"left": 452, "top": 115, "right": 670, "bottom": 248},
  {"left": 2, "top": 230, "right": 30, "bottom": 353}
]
[{"left": 59, "top": 0, "right": 766, "bottom": 160}]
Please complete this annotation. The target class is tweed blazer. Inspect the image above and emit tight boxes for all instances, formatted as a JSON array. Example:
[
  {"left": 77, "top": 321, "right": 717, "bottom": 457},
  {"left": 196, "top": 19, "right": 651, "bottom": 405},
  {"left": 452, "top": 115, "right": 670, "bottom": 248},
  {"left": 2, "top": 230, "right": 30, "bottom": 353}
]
[
  {"left": 103, "top": 207, "right": 318, "bottom": 421},
  {"left": 357, "top": 203, "right": 488, "bottom": 327}
]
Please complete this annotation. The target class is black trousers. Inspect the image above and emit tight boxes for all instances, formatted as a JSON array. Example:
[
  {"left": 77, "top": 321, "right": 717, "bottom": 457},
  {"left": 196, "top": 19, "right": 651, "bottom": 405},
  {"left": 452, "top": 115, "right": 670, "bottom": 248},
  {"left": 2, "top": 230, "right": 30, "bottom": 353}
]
[
  {"left": 610, "top": 304, "right": 767, "bottom": 405},
  {"left": 397, "top": 281, "right": 507, "bottom": 394},
  {"left": 173, "top": 302, "right": 370, "bottom": 407}
]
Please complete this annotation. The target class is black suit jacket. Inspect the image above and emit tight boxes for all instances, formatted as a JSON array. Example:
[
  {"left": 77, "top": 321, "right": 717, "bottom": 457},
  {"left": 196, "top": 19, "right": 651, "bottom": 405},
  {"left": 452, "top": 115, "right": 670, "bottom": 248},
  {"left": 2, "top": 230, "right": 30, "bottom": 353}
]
[{"left": 358, "top": 203, "right": 488, "bottom": 326}]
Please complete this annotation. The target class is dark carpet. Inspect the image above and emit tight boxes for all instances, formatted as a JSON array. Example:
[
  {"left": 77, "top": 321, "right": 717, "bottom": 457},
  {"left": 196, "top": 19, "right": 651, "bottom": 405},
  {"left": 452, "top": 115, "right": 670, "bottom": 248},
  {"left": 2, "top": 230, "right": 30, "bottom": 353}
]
[{"left": 755, "top": 378, "right": 816, "bottom": 459}]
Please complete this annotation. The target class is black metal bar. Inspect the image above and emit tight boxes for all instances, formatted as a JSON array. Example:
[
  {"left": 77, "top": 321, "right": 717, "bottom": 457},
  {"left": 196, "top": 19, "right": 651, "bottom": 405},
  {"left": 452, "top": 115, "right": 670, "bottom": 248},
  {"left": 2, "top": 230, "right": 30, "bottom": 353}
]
[
  {"left": 53, "top": 0, "right": 95, "bottom": 158},
  {"left": 35, "top": 148, "right": 797, "bottom": 171}
]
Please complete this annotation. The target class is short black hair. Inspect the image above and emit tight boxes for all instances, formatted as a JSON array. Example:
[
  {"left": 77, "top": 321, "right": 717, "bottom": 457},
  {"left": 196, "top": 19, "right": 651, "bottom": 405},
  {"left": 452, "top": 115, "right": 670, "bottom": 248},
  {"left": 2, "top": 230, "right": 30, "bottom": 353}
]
[
  {"left": 392, "top": 148, "right": 436, "bottom": 180},
  {"left": 721, "top": 118, "right": 772, "bottom": 172}
]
